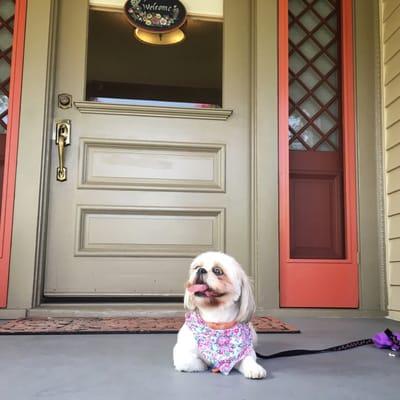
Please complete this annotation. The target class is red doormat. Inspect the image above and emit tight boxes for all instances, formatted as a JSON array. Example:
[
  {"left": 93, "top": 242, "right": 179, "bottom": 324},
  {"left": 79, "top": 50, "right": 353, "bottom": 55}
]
[{"left": 0, "top": 316, "right": 299, "bottom": 335}]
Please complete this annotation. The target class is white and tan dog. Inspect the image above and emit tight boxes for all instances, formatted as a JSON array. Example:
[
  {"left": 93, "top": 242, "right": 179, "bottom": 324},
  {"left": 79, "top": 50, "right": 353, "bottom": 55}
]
[{"left": 173, "top": 251, "right": 267, "bottom": 379}]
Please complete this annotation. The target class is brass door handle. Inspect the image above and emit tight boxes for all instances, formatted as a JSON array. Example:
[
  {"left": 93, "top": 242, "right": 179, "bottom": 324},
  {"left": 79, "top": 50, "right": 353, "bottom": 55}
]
[{"left": 55, "top": 120, "right": 71, "bottom": 182}]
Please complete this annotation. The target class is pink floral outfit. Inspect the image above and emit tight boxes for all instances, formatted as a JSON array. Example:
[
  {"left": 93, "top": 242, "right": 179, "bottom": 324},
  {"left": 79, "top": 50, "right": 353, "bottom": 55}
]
[{"left": 185, "top": 312, "right": 253, "bottom": 375}]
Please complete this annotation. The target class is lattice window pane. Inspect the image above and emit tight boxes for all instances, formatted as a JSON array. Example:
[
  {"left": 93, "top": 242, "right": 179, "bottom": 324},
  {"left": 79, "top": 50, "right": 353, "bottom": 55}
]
[
  {"left": 1, "top": 0, "right": 15, "bottom": 20},
  {"left": 290, "top": 52, "right": 307, "bottom": 74},
  {"left": 299, "top": 97, "right": 319, "bottom": 118},
  {"left": 289, "top": 23, "right": 307, "bottom": 45},
  {"left": 299, "top": 39, "right": 320, "bottom": 60},
  {"left": 301, "top": 126, "right": 321, "bottom": 147},
  {"left": 0, "top": 0, "right": 15, "bottom": 134},
  {"left": 289, "top": 80, "right": 307, "bottom": 103},
  {"left": 289, "top": 0, "right": 307, "bottom": 16},
  {"left": 299, "top": 10, "right": 320, "bottom": 31},
  {"left": 0, "top": 29, "right": 13, "bottom": 51},
  {"left": 289, "top": 0, "right": 341, "bottom": 152}
]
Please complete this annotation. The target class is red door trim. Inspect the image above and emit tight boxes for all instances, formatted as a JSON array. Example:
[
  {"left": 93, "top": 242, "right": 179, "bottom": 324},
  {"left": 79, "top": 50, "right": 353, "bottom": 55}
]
[
  {"left": 279, "top": 0, "right": 359, "bottom": 307},
  {"left": 0, "top": 0, "right": 27, "bottom": 308}
]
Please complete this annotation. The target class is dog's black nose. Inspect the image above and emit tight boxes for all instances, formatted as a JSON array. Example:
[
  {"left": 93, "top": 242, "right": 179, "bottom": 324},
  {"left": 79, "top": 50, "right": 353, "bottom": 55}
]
[{"left": 197, "top": 267, "right": 207, "bottom": 275}]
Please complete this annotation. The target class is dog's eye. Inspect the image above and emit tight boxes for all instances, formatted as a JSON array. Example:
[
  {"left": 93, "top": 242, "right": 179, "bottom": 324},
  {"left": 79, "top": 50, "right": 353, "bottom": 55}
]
[
  {"left": 193, "top": 265, "right": 201, "bottom": 270},
  {"left": 212, "top": 267, "right": 224, "bottom": 276}
]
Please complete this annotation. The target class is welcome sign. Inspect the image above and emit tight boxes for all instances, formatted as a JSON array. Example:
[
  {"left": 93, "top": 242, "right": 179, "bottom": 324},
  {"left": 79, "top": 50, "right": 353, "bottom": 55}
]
[{"left": 124, "top": 0, "right": 187, "bottom": 33}]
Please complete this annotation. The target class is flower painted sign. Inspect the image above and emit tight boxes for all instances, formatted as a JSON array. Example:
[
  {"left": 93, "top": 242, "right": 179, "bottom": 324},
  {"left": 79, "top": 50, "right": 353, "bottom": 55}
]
[{"left": 124, "top": 0, "right": 187, "bottom": 33}]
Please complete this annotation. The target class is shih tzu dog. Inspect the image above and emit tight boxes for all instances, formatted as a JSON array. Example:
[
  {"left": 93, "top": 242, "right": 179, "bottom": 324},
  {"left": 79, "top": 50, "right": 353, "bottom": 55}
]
[{"left": 173, "top": 251, "right": 267, "bottom": 379}]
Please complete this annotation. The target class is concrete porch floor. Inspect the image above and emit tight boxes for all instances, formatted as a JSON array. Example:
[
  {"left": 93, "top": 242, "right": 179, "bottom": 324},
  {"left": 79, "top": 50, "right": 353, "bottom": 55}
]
[{"left": 0, "top": 317, "right": 399, "bottom": 400}]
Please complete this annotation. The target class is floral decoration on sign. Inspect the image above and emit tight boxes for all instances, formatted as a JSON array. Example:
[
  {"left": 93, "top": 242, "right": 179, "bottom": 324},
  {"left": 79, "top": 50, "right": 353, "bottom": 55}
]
[{"left": 124, "top": 0, "right": 187, "bottom": 33}]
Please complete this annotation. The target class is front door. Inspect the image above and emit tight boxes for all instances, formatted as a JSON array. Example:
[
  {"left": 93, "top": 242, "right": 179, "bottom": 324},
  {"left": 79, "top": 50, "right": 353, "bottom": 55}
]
[{"left": 44, "top": 0, "right": 251, "bottom": 298}]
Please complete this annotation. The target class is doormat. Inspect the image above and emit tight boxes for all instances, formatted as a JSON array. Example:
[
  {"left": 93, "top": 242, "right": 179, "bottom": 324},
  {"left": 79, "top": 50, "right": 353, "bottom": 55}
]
[{"left": 0, "top": 316, "right": 299, "bottom": 335}]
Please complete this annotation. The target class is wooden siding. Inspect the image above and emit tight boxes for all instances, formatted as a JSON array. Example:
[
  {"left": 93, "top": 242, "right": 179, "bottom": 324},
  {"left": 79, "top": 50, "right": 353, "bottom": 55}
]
[{"left": 382, "top": 0, "right": 400, "bottom": 320}]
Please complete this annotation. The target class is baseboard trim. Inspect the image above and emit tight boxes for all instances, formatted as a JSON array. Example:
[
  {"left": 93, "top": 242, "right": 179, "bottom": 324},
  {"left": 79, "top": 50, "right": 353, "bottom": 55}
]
[
  {"left": 22, "top": 304, "right": 388, "bottom": 319},
  {"left": 387, "top": 310, "right": 400, "bottom": 321},
  {"left": 28, "top": 303, "right": 186, "bottom": 318},
  {"left": 0, "top": 309, "right": 27, "bottom": 319}
]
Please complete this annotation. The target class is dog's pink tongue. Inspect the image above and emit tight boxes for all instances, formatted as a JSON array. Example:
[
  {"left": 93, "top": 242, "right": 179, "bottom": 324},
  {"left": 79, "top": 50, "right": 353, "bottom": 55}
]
[{"left": 188, "top": 284, "right": 208, "bottom": 294}]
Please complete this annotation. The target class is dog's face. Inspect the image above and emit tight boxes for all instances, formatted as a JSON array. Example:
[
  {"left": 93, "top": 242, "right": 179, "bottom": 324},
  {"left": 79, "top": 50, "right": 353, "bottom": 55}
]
[{"left": 184, "top": 252, "right": 255, "bottom": 323}]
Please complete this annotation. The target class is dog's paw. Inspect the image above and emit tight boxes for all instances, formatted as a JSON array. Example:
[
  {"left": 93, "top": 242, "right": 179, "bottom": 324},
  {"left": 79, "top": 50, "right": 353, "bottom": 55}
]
[
  {"left": 174, "top": 357, "right": 208, "bottom": 373},
  {"left": 242, "top": 362, "right": 267, "bottom": 379},
  {"left": 237, "top": 357, "right": 268, "bottom": 379}
]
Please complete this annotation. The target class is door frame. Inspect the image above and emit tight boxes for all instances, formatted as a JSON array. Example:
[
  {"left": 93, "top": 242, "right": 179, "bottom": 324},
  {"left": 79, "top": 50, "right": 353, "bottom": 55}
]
[
  {"left": 1, "top": 0, "right": 385, "bottom": 317},
  {"left": 0, "top": 0, "right": 27, "bottom": 308},
  {"left": 278, "top": 0, "right": 359, "bottom": 308}
]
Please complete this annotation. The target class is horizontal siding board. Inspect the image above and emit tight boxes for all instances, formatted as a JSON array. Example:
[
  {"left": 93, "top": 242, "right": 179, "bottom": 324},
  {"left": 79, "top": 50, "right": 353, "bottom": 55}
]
[
  {"left": 389, "top": 238, "right": 400, "bottom": 261},
  {"left": 383, "top": 5, "right": 400, "bottom": 41},
  {"left": 385, "top": 73, "right": 400, "bottom": 106},
  {"left": 386, "top": 142, "right": 400, "bottom": 171},
  {"left": 384, "top": 26, "right": 400, "bottom": 62},
  {"left": 387, "top": 167, "right": 400, "bottom": 193},
  {"left": 386, "top": 97, "right": 400, "bottom": 127},
  {"left": 385, "top": 50, "right": 400, "bottom": 84},
  {"left": 388, "top": 310, "right": 400, "bottom": 320},
  {"left": 389, "top": 286, "right": 400, "bottom": 310},
  {"left": 390, "top": 262, "right": 400, "bottom": 285},
  {"left": 388, "top": 191, "right": 400, "bottom": 215},
  {"left": 386, "top": 120, "right": 400, "bottom": 149},
  {"left": 388, "top": 214, "right": 400, "bottom": 238},
  {"left": 383, "top": 0, "right": 400, "bottom": 21}
]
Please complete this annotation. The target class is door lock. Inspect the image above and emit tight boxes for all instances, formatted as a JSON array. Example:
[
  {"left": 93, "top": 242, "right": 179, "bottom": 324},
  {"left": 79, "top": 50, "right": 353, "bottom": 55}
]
[{"left": 55, "top": 120, "right": 71, "bottom": 182}]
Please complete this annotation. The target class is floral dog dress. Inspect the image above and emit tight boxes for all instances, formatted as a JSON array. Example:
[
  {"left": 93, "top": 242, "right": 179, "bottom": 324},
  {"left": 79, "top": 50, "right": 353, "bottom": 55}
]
[{"left": 185, "top": 311, "right": 253, "bottom": 375}]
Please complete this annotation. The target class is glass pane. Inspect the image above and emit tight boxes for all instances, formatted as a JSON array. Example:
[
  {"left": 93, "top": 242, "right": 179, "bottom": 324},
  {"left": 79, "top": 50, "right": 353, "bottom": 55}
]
[
  {"left": 289, "top": 139, "right": 307, "bottom": 150},
  {"left": 289, "top": 23, "right": 307, "bottom": 45},
  {"left": 290, "top": 52, "right": 307, "bottom": 74},
  {"left": 0, "top": 29, "right": 13, "bottom": 51},
  {"left": 313, "top": 0, "right": 334, "bottom": 18},
  {"left": 314, "top": 112, "right": 336, "bottom": 134},
  {"left": 314, "top": 26, "right": 334, "bottom": 46},
  {"left": 328, "top": 100, "right": 339, "bottom": 118},
  {"left": 289, "top": 80, "right": 307, "bottom": 103},
  {"left": 299, "top": 10, "right": 320, "bottom": 31},
  {"left": 289, "top": 0, "right": 307, "bottom": 17},
  {"left": 86, "top": 1, "right": 223, "bottom": 108},
  {"left": 299, "top": 39, "right": 320, "bottom": 60},
  {"left": 314, "top": 53, "right": 335, "bottom": 75},
  {"left": 289, "top": 111, "right": 307, "bottom": 133},
  {"left": 318, "top": 142, "right": 334, "bottom": 151},
  {"left": 300, "top": 126, "right": 321, "bottom": 148},
  {"left": 0, "top": 58, "right": 10, "bottom": 83},
  {"left": 299, "top": 67, "right": 320, "bottom": 89},
  {"left": 299, "top": 97, "right": 319, "bottom": 118},
  {"left": 314, "top": 83, "right": 335, "bottom": 104},
  {"left": 0, "top": 0, "right": 15, "bottom": 20},
  {"left": 329, "top": 130, "right": 339, "bottom": 148}
]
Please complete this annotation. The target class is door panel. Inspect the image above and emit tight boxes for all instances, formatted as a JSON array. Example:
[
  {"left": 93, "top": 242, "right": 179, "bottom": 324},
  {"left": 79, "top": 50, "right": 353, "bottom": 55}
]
[
  {"left": 44, "top": 0, "right": 251, "bottom": 297},
  {"left": 290, "top": 151, "right": 344, "bottom": 259}
]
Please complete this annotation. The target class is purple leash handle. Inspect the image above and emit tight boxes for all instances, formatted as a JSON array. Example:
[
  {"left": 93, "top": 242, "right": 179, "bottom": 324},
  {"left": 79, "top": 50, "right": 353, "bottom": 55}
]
[{"left": 256, "top": 329, "right": 400, "bottom": 360}]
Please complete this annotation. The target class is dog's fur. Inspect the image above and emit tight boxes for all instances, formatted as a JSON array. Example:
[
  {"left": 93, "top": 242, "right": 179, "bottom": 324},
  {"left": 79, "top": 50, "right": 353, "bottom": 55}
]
[{"left": 173, "top": 251, "right": 267, "bottom": 379}]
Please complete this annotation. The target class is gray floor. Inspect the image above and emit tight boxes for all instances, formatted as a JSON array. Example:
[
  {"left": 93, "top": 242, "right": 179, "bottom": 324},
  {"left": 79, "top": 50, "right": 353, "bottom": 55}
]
[{"left": 0, "top": 317, "right": 399, "bottom": 400}]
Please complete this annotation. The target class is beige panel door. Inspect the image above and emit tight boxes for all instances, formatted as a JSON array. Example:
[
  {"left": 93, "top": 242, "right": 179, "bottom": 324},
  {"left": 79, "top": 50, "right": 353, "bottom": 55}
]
[{"left": 44, "top": 0, "right": 251, "bottom": 298}]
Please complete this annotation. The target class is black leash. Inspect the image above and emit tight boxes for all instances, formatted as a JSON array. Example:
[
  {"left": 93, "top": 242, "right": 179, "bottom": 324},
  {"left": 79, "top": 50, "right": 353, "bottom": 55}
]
[
  {"left": 255, "top": 328, "right": 400, "bottom": 360},
  {"left": 256, "top": 338, "right": 373, "bottom": 360}
]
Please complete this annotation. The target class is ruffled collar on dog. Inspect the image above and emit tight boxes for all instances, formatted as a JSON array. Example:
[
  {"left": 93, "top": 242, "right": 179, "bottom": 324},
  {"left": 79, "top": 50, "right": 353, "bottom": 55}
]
[{"left": 204, "top": 320, "right": 237, "bottom": 330}]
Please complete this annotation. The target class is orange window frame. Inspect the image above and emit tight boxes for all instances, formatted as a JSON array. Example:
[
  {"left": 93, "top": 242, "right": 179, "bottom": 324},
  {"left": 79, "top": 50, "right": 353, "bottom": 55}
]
[
  {"left": 278, "top": 0, "right": 358, "bottom": 308},
  {"left": 0, "top": 0, "right": 27, "bottom": 308}
]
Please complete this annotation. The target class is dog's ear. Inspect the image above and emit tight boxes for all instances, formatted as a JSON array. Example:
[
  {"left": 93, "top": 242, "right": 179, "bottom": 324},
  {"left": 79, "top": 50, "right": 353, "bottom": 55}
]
[
  {"left": 236, "top": 271, "right": 256, "bottom": 323},
  {"left": 184, "top": 289, "right": 196, "bottom": 311}
]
